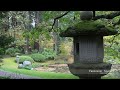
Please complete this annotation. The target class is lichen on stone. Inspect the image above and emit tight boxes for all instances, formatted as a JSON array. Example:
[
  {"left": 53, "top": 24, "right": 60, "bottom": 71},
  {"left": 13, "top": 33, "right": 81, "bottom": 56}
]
[{"left": 60, "top": 21, "right": 118, "bottom": 37}]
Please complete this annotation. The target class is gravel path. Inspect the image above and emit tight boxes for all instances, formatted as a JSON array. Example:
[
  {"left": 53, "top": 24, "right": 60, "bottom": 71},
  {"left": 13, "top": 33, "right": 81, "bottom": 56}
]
[{"left": 0, "top": 70, "right": 41, "bottom": 79}]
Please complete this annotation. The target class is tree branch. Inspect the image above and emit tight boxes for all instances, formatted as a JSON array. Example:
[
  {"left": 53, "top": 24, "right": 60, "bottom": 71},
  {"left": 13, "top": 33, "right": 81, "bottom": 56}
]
[
  {"left": 110, "top": 33, "right": 120, "bottom": 47},
  {"left": 50, "top": 11, "right": 70, "bottom": 31},
  {"left": 93, "top": 11, "right": 120, "bottom": 20}
]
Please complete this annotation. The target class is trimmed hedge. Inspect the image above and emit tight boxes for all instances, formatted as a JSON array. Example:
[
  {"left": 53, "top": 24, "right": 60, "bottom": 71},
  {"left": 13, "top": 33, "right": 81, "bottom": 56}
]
[
  {"left": 18, "top": 56, "right": 34, "bottom": 64},
  {"left": 30, "top": 53, "right": 46, "bottom": 62},
  {"left": 42, "top": 48, "right": 56, "bottom": 60}
]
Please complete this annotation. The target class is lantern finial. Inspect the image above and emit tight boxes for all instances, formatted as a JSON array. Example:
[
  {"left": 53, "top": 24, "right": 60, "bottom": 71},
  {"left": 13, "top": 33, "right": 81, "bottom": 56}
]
[{"left": 80, "top": 11, "right": 93, "bottom": 20}]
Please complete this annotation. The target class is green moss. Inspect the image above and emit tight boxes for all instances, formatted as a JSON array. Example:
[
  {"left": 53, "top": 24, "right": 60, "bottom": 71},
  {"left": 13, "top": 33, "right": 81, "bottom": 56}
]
[
  {"left": 60, "top": 21, "right": 118, "bottom": 37},
  {"left": 75, "top": 21, "right": 103, "bottom": 31}
]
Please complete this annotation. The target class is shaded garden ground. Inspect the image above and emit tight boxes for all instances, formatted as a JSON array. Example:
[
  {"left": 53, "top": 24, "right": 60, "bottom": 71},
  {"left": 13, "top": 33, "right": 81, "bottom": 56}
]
[{"left": 35, "top": 64, "right": 70, "bottom": 74}]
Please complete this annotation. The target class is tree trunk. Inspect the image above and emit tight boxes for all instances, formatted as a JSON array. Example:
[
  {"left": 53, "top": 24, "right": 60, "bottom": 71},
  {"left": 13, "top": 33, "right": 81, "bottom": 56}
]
[
  {"left": 34, "top": 11, "right": 43, "bottom": 52},
  {"left": 53, "top": 19, "right": 60, "bottom": 55},
  {"left": 11, "top": 12, "right": 17, "bottom": 39},
  {"left": 35, "top": 11, "right": 42, "bottom": 27},
  {"left": 25, "top": 11, "right": 33, "bottom": 54}
]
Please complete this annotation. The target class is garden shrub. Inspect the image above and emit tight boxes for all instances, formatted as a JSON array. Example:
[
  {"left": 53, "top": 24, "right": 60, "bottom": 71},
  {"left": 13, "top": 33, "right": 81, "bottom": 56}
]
[
  {"left": 0, "top": 59, "right": 3, "bottom": 63},
  {"left": 0, "top": 48, "right": 4, "bottom": 55},
  {"left": 18, "top": 56, "right": 34, "bottom": 64},
  {"left": 31, "top": 49, "right": 39, "bottom": 54},
  {"left": 30, "top": 53, "right": 46, "bottom": 62},
  {"left": 0, "top": 34, "right": 15, "bottom": 50},
  {"left": 5, "top": 48, "right": 20, "bottom": 57},
  {"left": 24, "top": 65, "right": 33, "bottom": 70},
  {"left": 41, "top": 48, "right": 56, "bottom": 60},
  {"left": 59, "top": 42, "right": 72, "bottom": 56},
  {"left": 0, "top": 55, "right": 3, "bottom": 58}
]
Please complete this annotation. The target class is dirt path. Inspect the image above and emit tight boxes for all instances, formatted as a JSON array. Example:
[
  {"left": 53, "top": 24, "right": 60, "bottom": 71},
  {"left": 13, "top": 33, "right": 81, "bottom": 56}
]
[
  {"left": 0, "top": 70, "right": 41, "bottom": 79},
  {"left": 35, "top": 64, "right": 71, "bottom": 73}
]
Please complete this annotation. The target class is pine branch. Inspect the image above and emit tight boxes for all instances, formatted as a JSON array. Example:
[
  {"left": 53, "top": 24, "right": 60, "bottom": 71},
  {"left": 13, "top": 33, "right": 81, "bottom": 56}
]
[
  {"left": 50, "top": 11, "right": 70, "bottom": 31},
  {"left": 93, "top": 11, "right": 120, "bottom": 20}
]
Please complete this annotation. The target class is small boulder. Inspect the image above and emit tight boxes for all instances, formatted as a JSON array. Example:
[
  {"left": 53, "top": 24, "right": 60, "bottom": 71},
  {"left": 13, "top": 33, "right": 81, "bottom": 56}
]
[
  {"left": 18, "top": 64, "right": 24, "bottom": 69},
  {"left": 31, "top": 68, "right": 34, "bottom": 70},
  {"left": 23, "top": 61, "right": 32, "bottom": 66}
]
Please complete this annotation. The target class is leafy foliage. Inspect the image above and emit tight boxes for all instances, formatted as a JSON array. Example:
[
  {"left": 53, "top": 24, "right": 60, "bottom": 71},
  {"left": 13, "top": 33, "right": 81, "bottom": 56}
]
[
  {"left": 42, "top": 48, "right": 57, "bottom": 60},
  {"left": 0, "top": 55, "right": 3, "bottom": 58},
  {"left": 30, "top": 53, "right": 46, "bottom": 62},
  {"left": 31, "top": 49, "right": 39, "bottom": 54},
  {"left": 18, "top": 56, "right": 34, "bottom": 64},
  {"left": 0, "top": 11, "right": 8, "bottom": 18},
  {"left": 0, "top": 48, "right": 4, "bottom": 55},
  {"left": 0, "top": 59, "right": 3, "bottom": 63},
  {"left": 59, "top": 41, "right": 72, "bottom": 56},
  {"left": 23, "top": 65, "right": 32, "bottom": 70},
  {"left": 0, "top": 34, "right": 15, "bottom": 49},
  {"left": 5, "top": 48, "right": 20, "bottom": 57},
  {"left": 104, "top": 35, "right": 120, "bottom": 64}
]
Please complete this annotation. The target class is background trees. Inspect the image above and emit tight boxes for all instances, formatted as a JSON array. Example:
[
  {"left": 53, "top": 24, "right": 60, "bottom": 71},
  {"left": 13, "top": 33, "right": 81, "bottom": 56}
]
[{"left": 0, "top": 11, "right": 120, "bottom": 63}]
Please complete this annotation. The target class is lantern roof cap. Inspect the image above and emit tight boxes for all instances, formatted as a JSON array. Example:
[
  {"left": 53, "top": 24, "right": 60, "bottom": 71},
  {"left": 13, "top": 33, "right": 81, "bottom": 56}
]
[{"left": 60, "top": 21, "right": 118, "bottom": 37}]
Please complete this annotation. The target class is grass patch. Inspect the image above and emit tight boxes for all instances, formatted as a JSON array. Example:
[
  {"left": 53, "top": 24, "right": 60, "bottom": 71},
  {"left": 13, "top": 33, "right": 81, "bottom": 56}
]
[{"left": 0, "top": 57, "right": 78, "bottom": 79}]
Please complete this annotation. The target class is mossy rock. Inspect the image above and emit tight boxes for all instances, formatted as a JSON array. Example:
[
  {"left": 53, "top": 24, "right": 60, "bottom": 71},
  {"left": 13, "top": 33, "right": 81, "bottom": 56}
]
[{"left": 60, "top": 21, "right": 118, "bottom": 37}]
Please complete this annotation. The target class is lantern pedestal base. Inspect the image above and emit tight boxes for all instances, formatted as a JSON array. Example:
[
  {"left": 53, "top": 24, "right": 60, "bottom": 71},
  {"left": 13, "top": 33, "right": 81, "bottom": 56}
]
[{"left": 68, "top": 62, "right": 112, "bottom": 79}]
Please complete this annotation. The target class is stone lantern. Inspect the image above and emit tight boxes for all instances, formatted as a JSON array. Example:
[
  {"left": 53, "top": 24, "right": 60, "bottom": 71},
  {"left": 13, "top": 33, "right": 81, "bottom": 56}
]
[{"left": 60, "top": 11, "right": 118, "bottom": 79}]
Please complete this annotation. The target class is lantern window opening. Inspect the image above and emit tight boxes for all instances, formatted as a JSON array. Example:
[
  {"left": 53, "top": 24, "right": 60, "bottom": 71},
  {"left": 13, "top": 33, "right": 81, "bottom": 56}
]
[{"left": 76, "top": 42, "right": 79, "bottom": 55}]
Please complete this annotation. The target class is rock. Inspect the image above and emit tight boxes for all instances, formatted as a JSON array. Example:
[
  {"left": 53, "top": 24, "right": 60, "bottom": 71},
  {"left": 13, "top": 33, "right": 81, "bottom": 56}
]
[
  {"left": 18, "top": 61, "right": 32, "bottom": 70},
  {"left": 18, "top": 64, "right": 24, "bottom": 69},
  {"left": 31, "top": 68, "right": 34, "bottom": 70},
  {"left": 23, "top": 61, "right": 32, "bottom": 66}
]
